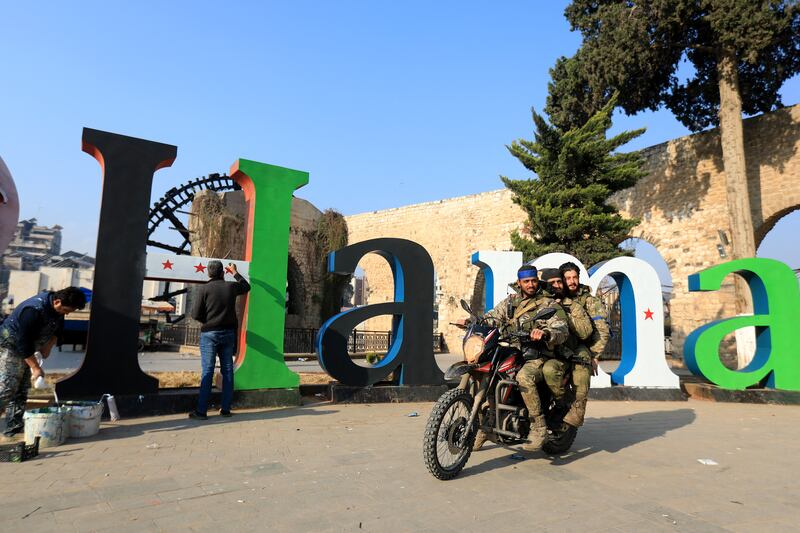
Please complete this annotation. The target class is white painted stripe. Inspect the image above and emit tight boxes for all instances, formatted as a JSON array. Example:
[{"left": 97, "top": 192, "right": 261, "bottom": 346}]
[{"left": 145, "top": 253, "right": 250, "bottom": 283}]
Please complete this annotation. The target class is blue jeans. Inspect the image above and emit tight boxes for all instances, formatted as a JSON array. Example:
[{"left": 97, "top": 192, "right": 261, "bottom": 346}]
[{"left": 196, "top": 329, "right": 236, "bottom": 415}]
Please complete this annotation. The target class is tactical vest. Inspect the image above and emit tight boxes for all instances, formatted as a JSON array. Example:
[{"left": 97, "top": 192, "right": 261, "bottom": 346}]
[
  {"left": 0, "top": 291, "right": 62, "bottom": 357},
  {"left": 508, "top": 292, "right": 558, "bottom": 358}
]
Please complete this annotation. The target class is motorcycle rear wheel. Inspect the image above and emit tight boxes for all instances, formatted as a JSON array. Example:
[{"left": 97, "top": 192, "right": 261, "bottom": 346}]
[
  {"left": 542, "top": 424, "right": 578, "bottom": 455},
  {"left": 423, "top": 388, "right": 475, "bottom": 480}
]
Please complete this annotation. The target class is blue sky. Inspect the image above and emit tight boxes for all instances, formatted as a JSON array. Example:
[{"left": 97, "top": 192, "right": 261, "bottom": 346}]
[{"left": 1, "top": 1, "right": 797, "bottom": 275}]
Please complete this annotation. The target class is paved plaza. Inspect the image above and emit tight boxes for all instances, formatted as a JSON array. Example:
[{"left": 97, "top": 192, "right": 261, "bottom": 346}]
[{"left": 1, "top": 399, "right": 799, "bottom": 532}]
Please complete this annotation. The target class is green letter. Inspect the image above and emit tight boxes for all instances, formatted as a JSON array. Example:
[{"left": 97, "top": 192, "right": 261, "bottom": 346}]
[
  {"left": 230, "top": 159, "right": 308, "bottom": 390},
  {"left": 684, "top": 258, "right": 800, "bottom": 390}
]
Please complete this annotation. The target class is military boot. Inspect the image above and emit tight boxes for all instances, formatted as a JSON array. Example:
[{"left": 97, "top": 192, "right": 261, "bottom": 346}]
[
  {"left": 472, "top": 429, "right": 489, "bottom": 451},
  {"left": 563, "top": 398, "right": 587, "bottom": 428},
  {"left": 521, "top": 416, "right": 547, "bottom": 452}
]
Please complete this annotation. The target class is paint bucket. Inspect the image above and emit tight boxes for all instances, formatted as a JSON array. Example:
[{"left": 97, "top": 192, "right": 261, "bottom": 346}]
[
  {"left": 23, "top": 407, "right": 68, "bottom": 448},
  {"left": 62, "top": 401, "right": 104, "bottom": 438}
]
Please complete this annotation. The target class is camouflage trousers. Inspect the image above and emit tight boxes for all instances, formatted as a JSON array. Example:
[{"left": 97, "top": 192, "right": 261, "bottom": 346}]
[
  {"left": 0, "top": 347, "right": 30, "bottom": 437},
  {"left": 542, "top": 359, "right": 568, "bottom": 400},
  {"left": 564, "top": 364, "right": 591, "bottom": 427},
  {"left": 517, "top": 359, "right": 546, "bottom": 425}
]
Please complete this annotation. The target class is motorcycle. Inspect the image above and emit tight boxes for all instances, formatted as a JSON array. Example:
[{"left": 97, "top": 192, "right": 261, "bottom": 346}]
[{"left": 423, "top": 299, "right": 579, "bottom": 480}]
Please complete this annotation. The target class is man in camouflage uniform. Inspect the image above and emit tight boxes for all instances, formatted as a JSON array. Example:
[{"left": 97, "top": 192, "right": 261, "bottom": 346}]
[
  {"left": 0, "top": 287, "right": 86, "bottom": 440},
  {"left": 476, "top": 265, "right": 569, "bottom": 452},
  {"left": 559, "top": 262, "right": 610, "bottom": 428},
  {"left": 538, "top": 268, "right": 594, "bottom": 406}
]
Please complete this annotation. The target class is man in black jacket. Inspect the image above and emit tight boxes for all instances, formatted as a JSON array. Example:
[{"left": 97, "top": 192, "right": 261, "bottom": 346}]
[{"left": 189, "top": 260, "right": 250, "bottom": 420}]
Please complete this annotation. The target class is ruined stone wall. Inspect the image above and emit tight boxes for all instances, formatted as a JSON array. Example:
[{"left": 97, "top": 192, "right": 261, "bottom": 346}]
[
  {"left": 285, "top": 197, "right": 326, "bottom": 329},
  {"left": 190, "top": 191, "right": 325, "bottom": 330},
  {"left": 346, "top": 104, "right": 800, "bottom": 358},
  {"left": 610, "top": 104, "right": 800, "bottom": 359}
]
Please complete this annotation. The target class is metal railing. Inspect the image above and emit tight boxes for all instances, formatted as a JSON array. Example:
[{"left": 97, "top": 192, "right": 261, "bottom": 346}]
[{"left": 160, "top": 324, "right": 445, "bottom": 354}]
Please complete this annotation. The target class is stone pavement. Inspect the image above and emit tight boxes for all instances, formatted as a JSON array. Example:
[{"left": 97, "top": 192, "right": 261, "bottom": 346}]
[{"left": 1, "top": 400, "right": 799, "bottom": 532}]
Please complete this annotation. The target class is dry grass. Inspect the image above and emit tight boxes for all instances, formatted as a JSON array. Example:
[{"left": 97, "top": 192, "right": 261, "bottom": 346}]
[{"left": 40, "top": 371, "right": 330, "bottom": 390}]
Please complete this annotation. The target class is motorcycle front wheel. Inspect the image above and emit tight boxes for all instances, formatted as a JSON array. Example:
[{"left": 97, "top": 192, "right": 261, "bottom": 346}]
[{"left": 423, "top": 388, "right": 476, "bottom": 480}]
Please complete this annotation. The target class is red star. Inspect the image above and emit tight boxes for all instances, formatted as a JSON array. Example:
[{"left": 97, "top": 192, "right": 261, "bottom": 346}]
[
  {"left": 194, "top": 263, "right": 206, "bottom": 273},
  {"left": 162, "top": 260, "right": 173, "bottom": 270},
  {"left": 644, "top": 308, "right": 654, "bottom": 320}
]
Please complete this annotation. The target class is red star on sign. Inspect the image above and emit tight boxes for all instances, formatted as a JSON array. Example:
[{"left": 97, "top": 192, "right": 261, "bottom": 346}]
[
  {"left": 644, "top": 308, "right": 654, "bottom": 320},
  {"left": 194, "top": 263, "right": 206, "bottom": 273},
  {"left": 162, "top": 260, "right": 173, "bottom": 270}
]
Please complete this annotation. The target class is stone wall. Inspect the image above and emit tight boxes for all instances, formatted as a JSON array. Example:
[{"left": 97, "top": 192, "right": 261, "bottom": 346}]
[
  {"left": 345, "top": 190, "right": 526, "bottom": 351},
  {"left": 189, "top": 191, "right": 325, "bottom": 330},
  {"left": 346, "top": 105, "right": 800, "bottom": 358},
  {"left": 610, "top": 104, "right": 800, "bottom": 360}
]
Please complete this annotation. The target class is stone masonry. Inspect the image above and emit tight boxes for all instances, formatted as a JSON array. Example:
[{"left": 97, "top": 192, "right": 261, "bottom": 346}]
[
  {"left": 190, "top": 190, "right": 325, "bottom": 330},
  {"left": 346, "top": 105, "right": 800, "bottom": 358}
]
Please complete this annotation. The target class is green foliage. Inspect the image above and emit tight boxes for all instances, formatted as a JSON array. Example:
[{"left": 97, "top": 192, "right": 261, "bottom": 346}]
[
  {"left": 503, "top": 95, "right": 646, "bottom": 266},
  {"left": 316, "top": 209, "right": 351, "bottom": 322},
  {"left": 546, "top": 0, "right": 800, "bottom": 131},
  {"left": 365, "top": 352, "right": 386, "bottom": 365}
]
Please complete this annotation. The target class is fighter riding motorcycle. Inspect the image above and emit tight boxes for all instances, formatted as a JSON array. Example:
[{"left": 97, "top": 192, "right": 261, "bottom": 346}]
[{"left": 423, "top": 300, "right": 579, "bottom": 480}]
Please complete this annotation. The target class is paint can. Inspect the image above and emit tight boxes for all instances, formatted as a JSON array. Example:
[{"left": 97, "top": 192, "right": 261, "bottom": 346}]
[
  {"left": 23, "top": 407, "right": 68, "bottom": 448},
  {"left": 62, "top": 401, "right": 104, "bottom": 438}
]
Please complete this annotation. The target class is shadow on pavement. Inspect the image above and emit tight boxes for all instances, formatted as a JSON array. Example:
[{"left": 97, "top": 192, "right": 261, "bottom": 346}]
[
  {"left": 71, "top": 404, "right": 340, "bottom": 443},
  {"left": 460, "top": 408, "right": 696, "bottom": 477}
]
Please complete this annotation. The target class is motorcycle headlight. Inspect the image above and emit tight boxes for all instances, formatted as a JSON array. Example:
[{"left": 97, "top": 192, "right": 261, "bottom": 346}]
[{"left": 463, "top": 334, "right": 484, "bottom": 364}]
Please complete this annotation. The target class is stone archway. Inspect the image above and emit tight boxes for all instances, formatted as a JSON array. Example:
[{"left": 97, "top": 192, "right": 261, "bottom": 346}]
[
  {"left": 285, "top": 255, "right": 306, "bottom": 327},
  {"left": 755, "top": 205, "right": 800, "bottom": 249}
]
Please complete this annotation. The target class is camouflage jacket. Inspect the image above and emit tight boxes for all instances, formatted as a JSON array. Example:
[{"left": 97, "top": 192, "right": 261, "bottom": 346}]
[
  {"left": 571, "top": 284, "right": 610, "bottom": 359},
  {"left": 483, "top": 282, "right": 568, "bottom": 354},
  {"left": 556, "top": 293, "right": 594, "bottom": 364}
]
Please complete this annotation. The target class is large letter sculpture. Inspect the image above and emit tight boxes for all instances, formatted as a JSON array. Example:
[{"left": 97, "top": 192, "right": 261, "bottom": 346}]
[
  {"left": 0, "top": 155, "right": 20, "bottom": 253},
  {"left": 317, "top": 239, "right": 444, "bottom": 386},
  {"left": 588, "top": 257, "right": 678, "bottom": 387},
  {"left": 684, "top": 258, "right": 800, "bottom": 390},
  {"left": 229, "top": 159, "right": 308, "bottom": 390},
  {"left": 58, "top": 129, "right": 176, "bottom": 396}
]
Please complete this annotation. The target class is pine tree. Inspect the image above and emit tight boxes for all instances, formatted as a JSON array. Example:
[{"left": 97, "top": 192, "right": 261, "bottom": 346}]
[
  {"left": 545, "top": 0, "right": 800, "bottom": 311},
  {"left": 503, "top": 95, "right": 647, "bottom": 267}
]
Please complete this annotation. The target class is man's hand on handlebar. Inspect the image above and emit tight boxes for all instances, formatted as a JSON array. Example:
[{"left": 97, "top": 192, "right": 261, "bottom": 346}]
[
  {"left": 451, "top": 317, "right": 470, "bottom": 330},
  {"left": 530, "top": 329, "right": 548, "bottom": 342}
]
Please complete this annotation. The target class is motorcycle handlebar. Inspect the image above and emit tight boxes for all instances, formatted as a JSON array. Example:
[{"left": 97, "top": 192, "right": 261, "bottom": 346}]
[{"left": 510, "top": 330, "right": 551, "bottom": 342}]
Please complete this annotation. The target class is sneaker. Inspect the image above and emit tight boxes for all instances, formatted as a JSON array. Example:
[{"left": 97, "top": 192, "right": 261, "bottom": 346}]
[
  {"left": 188, "top": 411, "right": 208, "bottom": 420},
  {"left": 219, "top": 410, "right": 232, "bottom": 417}
]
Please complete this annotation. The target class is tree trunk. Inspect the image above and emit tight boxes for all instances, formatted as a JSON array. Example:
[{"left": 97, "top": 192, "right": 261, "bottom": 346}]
[
  {"left": 716, "top": 51, "right": 756, "bottom": 305},
  {"left": 717, "top": 49, "right": 756, "bottom": 367}
]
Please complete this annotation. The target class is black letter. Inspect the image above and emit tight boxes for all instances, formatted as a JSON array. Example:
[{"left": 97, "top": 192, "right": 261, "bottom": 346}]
[
  {"left": 317, "top": 238, "right": 443, "bottom": 386},
  {"left": 57, "top": 129, "right": 177, "bottom": 397}
]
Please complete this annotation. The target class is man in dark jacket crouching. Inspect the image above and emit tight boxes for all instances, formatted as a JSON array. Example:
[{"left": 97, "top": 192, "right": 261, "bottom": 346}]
[{"left": 0, "top": 287, "right": 86, "bottom": 440}]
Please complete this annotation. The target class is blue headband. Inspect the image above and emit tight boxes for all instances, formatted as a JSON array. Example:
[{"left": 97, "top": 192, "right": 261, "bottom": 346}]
[{"left": 517, "top": 268, "right": 538, "bottom": 280}]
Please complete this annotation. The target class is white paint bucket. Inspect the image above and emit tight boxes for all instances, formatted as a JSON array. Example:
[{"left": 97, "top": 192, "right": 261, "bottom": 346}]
[
  {"left": 63, "top": 401, "right": 104, "bottom": 438},
  {"left": 23, "top": 407, "right": 68, "bottom": 448}
]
